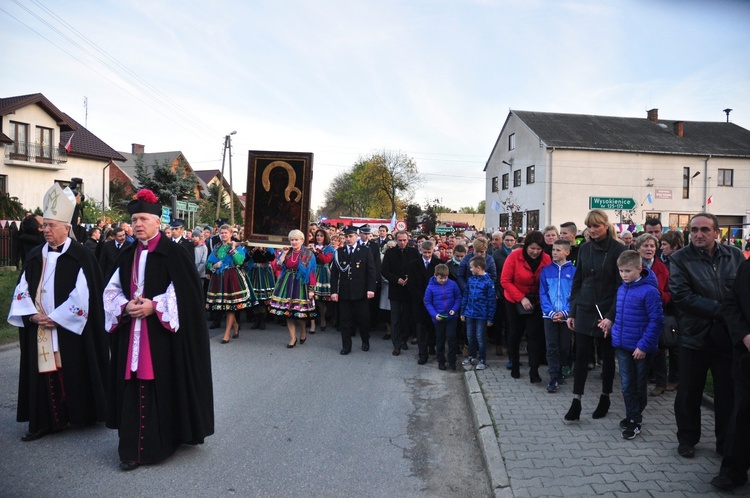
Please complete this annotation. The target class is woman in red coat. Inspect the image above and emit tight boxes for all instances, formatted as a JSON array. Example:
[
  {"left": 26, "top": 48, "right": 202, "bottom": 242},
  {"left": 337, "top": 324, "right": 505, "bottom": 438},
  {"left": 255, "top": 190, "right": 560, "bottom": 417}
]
[{"left": 501, "top": 231, "right": 551, "bottom": 383}]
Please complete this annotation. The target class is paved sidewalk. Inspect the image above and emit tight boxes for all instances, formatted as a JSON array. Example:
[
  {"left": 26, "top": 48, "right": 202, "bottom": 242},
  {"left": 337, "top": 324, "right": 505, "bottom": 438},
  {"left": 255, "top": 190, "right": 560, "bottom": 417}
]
[{"left": 466, "top": 354, "right": 729, "bottom": 497}]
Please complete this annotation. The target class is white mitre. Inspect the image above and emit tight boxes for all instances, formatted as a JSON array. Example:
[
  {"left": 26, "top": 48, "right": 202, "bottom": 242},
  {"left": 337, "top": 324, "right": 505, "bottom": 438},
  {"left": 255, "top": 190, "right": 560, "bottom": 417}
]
[{"left": 42, "top": 183, "right": 76, "bottom": 223}]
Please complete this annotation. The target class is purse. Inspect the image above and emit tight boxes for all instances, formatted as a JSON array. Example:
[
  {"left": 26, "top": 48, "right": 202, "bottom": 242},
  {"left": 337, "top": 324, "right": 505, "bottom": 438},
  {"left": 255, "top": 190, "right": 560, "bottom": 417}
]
[
  {"left": 515, "top": 302, "right": 533, "bottom": 315},
  {"left": 659, "top": 315, "right": 678, "bottom": 349}
]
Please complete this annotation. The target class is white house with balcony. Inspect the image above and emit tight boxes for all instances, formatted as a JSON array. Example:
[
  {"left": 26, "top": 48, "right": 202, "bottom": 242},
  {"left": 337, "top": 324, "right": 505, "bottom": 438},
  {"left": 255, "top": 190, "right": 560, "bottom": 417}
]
[
  {"left": 0, "top": 93, "right": 124, "bottom": 212},
  {"left": 484, "top": 109, "right": 750, "bottom": 239}
]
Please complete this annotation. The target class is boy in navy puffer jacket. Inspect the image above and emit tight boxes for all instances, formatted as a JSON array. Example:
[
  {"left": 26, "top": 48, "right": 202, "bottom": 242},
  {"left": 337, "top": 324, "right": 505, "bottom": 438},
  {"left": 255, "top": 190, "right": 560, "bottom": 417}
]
[
  {"left": 610, "top": 250, "right": 664, "bottom": 440},
  {"left": 424, "top": 264, "right": 462, "bottom": 370},
  {"left": 460, "top": 256, "right": 496, "bottom": 370}
]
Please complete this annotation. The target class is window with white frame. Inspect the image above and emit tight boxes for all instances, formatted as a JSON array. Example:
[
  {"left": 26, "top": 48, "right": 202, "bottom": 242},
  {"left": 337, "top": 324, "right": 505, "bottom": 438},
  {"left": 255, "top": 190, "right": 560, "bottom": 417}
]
[{"left": 508, "top": 133, "right": 515, "bottom": 151}]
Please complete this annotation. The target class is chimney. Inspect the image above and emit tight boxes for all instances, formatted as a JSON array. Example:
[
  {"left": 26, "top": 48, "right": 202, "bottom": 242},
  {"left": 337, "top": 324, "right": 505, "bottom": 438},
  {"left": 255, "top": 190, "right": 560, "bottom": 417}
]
[
  {"left": 647, "top": 109, "right": 659, "bottom": 123},
  {"left": 132, "top": 143, "right": 145, "bottom": 154},
  {"left": 673, "top": 121, "right": 684, "bottom": 137}
]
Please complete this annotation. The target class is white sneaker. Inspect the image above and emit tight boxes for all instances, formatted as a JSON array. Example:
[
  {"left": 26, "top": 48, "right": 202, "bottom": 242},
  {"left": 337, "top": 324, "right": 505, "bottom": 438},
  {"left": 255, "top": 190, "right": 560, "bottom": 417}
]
[
  {"left": 462, "top": 357, "right": 474, "bottom": 366},
  {"left": 476, "top": 360, "right": 486, "bottom": 370}
]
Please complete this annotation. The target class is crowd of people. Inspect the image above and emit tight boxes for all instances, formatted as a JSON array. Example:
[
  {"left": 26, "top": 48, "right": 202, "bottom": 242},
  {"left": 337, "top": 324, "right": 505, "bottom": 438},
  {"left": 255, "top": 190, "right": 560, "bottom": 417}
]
[{"left": 8, "top": 185, "right": 750, "bottom": 490}]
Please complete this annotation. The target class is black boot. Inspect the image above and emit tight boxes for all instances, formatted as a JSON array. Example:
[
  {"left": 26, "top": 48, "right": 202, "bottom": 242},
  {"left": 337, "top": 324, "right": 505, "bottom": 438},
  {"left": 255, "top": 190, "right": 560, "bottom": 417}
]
[
  {"left": 592, "top": 394, "right": 611, "bottom": 419},
  {"left": 250, "top": 314, "right": 261, "bottom": 330},
  {"left": 529, "top": 368, "right": 542, "bottom": 383},
  {"left": 259, "top": 312, "right": 267, "bottom": 330},
  {"left": 564, "top": 398, "right": 581, "bottom": 421},
  {"left": 511, "top": 362, "right": 520, "bottom": 379}
]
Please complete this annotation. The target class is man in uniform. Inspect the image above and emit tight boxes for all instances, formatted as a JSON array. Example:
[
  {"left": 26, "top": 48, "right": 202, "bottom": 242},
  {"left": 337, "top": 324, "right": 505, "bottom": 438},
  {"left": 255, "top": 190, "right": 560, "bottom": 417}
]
[
  {"left": 359, "top": 225, "right": 383, "bottom": 333},
  {"left": 170, "top": 219, "right": 194, "bottom": 258},
  {"left": 330, "top": 226, "right": 376, "bottom": 355},
  {"left": 8, "top": 183, "right": 107, "bottom": 441},
  {"left": 103, "top": 189, "right": 214, "bottom": 470}
]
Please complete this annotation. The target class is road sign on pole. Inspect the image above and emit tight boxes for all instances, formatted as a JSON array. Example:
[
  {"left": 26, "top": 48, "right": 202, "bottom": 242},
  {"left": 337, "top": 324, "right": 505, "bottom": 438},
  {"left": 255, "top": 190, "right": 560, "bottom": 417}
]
[{"left": 589, "top": 197, "right": 636, "bottom": 210}]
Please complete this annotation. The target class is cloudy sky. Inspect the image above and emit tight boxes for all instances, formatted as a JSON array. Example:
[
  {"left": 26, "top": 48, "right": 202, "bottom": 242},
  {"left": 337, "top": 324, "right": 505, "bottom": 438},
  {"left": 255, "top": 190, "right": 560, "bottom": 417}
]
[{"left": 2, "top": 0, "right": 749, "bottom": 214}]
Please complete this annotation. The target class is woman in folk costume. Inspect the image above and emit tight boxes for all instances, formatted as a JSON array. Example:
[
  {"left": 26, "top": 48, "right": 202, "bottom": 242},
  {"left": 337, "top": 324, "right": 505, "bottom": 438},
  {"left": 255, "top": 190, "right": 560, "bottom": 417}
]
[
  {"left": 103, "top": 189, "right": 214, "bottom": 471},
  {"left": 8, "top": 183, "right": 107, "bottom": 442},
  {"left": 244, "top": 245, "right": 276, "bottom": 330},
  {"left": 310, "top": 228, "right": 334, "bottom": 333},
  {"left": 206, "top": 224, "right": 256, "bottom": 343},
  {"left": 269, "top": 229, "right": 317, "bottom": 347}
]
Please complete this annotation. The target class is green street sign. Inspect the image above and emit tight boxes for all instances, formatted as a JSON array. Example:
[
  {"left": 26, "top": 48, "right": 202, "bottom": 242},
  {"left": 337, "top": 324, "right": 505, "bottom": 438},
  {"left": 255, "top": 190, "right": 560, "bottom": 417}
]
[
  {"left": 435, "top": 225, "right": 455, "bottom": 234},
  {"left": 589, "top": 197, "right": 636, "bottom": 210}
]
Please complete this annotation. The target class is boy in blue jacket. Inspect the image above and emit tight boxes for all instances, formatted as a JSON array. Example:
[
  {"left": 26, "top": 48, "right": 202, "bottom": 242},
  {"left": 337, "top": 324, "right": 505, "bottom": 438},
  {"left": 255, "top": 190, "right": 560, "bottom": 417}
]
[
  {"left": 539, "top": 240, "right": 576, "bottom": 393},
  {"left": 460, "top": 256, "right": 496, "bottom": 371},
  {"left": 609, "top": 250, "right": 664, "bottom": 440},
  {"left": 424, "top": 264, "right": 462, "bottom": 371}
]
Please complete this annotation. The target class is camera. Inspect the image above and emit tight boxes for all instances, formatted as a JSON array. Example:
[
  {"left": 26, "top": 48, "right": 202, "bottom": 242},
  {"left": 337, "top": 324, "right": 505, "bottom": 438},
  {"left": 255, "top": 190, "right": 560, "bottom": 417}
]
[{"left": 69, "top": 177, "right": 85, "bottom": 201}]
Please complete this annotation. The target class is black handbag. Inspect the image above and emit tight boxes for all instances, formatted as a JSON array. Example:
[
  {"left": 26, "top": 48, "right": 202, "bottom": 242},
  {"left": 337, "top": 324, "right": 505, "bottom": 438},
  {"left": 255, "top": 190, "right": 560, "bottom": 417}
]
[
  {"left": 515, "top": 302, "right": 533, "bottom": 315},
  {"left": 659, "top": 316, "right": 678, "bottom": 349}
]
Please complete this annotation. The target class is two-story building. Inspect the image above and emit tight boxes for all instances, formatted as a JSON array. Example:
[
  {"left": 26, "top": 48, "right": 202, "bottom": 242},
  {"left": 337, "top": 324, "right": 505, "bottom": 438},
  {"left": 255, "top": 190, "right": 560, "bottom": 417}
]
[
  {"left": 1, "top": 93, "right": 124, "bottom": 211},
  {"left": 485, "top": 109, "right": 750, "bottom": 238}
]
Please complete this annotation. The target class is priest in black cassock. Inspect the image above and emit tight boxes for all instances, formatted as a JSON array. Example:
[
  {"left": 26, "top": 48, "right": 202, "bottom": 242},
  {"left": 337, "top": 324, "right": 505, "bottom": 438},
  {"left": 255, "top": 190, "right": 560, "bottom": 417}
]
[
  {"left": 8, "top": 183, "right": 107, "bottom": 442},
  {"left": 103, "top": 189, "right": 214, "bottom": 471}
]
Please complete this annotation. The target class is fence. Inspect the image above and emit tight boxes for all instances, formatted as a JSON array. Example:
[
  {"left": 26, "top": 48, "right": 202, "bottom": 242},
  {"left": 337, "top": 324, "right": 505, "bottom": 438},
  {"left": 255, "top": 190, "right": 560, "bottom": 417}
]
[{"left": 0, "top": 222, "right": 20, "bottom": 267}]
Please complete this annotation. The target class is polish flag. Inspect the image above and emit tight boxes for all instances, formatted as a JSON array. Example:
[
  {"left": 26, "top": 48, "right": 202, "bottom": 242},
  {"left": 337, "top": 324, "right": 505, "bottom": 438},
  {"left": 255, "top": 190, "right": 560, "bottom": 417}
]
[
  {"left": 707, "top": 195, "right": 714, "bottom": 205},
  {"left": 64, "top": 133, "right": 74, "bottom": 153}
]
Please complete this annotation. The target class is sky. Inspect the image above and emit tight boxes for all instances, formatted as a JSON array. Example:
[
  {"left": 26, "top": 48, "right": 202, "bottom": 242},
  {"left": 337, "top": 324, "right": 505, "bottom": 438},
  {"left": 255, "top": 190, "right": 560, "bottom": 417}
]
[{"left": 2, "top": 0, "right": 749, "bottom": 216}]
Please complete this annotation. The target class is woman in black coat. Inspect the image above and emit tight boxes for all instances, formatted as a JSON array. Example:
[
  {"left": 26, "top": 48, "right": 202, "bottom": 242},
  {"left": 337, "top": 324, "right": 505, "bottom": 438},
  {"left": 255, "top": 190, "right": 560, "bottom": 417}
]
[{"left": 564, "top": 209, "right": 626, "bottom": 421}]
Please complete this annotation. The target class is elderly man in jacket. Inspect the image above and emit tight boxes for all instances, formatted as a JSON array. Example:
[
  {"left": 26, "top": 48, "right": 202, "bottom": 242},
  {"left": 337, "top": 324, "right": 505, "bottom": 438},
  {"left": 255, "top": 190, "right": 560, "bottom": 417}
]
[{"left": 669, "top": 212, "right": 743, "bottom": 460}]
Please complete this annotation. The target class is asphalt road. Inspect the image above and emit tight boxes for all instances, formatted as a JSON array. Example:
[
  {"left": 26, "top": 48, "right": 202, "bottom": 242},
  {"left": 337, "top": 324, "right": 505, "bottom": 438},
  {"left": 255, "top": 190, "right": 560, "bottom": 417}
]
[{"left": 0, "top": 320, "right": 489, "bottom": 497}]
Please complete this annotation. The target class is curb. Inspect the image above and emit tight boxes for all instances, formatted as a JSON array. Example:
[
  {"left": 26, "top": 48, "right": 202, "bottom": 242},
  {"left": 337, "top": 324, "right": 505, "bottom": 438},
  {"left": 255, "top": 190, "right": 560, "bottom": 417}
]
[{"left": 463, "top": 369, "right": 513, "bottom": 498}]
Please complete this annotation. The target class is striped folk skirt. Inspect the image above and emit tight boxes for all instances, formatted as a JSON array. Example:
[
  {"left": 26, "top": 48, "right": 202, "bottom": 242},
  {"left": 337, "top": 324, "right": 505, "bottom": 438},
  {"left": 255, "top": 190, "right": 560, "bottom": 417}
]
[
  {"left": 247, "top": 263, "right": 276, "bottom": 303},
  {"left": 206, "top": 266, "right": 257, "bottom": 311},
  {"left": 269, "top": 270, "right": 317, "bottom": 319}
]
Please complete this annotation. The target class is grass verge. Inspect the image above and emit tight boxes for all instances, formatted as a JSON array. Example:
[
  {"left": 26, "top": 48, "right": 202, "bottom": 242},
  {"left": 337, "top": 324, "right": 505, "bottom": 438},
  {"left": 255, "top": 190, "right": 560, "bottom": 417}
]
[{"left": 0, "top": 267, "right": 20, "bottom": 346}]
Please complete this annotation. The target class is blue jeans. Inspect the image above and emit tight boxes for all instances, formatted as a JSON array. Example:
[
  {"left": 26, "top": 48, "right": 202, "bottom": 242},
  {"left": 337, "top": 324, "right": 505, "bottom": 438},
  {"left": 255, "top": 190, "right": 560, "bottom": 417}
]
[
  {"left": 617, "top": 348, "right": 651, "bottom": 423},
  {"left": 544, "top": 319, "right": 571, "bottom": 381},
  {"left": 465, "top": 318, "right": 487, "bottom": 362}
]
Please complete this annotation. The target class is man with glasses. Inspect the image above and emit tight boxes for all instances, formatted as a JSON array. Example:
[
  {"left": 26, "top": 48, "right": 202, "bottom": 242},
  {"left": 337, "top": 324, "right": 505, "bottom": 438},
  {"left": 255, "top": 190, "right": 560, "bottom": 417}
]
[
  {"left": 669, "top": 212, "right": 743, "bottom": 460},
  {"left": 8, "top": 184, "right": 107, "bottom": 442}
]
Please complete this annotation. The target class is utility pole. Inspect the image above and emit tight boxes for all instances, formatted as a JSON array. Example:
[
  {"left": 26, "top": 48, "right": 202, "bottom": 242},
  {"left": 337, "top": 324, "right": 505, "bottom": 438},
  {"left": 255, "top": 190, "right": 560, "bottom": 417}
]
[
  {"left": 83, "top": 96, "right": 88, "bottom": 127},
  {"left": 215, "top": 131, "right": 237, "bottom": 222},
  {"left": 228, "top": 134, "right": 235, "bottom": 226}
]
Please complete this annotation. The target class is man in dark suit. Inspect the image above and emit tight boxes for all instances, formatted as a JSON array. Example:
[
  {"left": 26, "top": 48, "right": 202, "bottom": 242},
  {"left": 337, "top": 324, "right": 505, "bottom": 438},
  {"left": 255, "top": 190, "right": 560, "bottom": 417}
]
[
  {"left": 377, "top": 225, "right": 390, "bottom": 249},
  {"left": 331, "top": 227, "right": 376, "bottom": 355},
  {"left": 99, "top": 227, "right": 130, "bottom": 281},
  {"left": 381, "top": 230, "right": 420, "bottom": 356},
  {"left": 407, "top": 240, "right": 443, "bottom": 365}
]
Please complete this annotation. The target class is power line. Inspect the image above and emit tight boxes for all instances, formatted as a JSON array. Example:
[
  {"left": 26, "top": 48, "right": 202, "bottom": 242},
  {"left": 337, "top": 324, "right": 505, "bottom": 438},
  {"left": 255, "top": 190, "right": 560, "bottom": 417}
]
[{"left": 4, "top": 1, "right": 220, "bottom": 141}]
